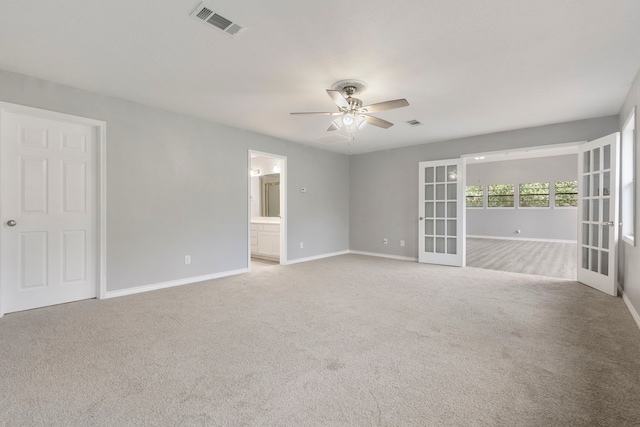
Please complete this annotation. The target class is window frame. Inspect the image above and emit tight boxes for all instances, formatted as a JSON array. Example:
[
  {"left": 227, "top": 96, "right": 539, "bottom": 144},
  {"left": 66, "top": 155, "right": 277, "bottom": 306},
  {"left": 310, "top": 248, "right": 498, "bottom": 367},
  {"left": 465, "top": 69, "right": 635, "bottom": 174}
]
[
  {"left": 518, "top": 182, "right": 550, "bottom": 209},
  {"left": 553, "top": 180, "right": 579, "bottom": 209},
  {"left": 487, "top": 183, "right": 516, "bottom": 209},
  {"left": 621, "top": 107, "right": 636, "bottom": 246},
  {"left": 465, "top": 185, "right": 484, "bottom": 209}
]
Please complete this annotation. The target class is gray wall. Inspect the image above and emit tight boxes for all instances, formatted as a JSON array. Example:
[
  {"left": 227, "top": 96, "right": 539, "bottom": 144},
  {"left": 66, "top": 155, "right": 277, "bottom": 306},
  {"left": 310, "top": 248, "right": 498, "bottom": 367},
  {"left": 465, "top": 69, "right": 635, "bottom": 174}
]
[
  {"left": 466, "top": 155, "right": 578, "bottom": 241},
  {"left": 618, "top": 67, "right": 640, "bottom": 317},
  {"left": 350, "top": 116, "right": 619, "bottom": 258},
  {"left": 0, "top": 69, "right": 349, "bottom": 292}
]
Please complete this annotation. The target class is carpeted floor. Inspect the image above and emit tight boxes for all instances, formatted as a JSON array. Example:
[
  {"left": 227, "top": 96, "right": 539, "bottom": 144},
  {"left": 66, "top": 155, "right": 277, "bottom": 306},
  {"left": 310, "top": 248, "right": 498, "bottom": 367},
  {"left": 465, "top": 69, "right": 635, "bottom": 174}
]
[
  {"left": 1, "top": 254, "right": 639, "bottom": 426},
  {"left": 467, "top": 237, "right": 577, "bottom": 280}
]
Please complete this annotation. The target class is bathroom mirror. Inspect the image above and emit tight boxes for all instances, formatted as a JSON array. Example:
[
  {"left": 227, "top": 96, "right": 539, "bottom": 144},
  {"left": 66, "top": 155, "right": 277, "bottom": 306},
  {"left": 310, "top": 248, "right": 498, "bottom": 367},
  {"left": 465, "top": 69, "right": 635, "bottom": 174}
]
[{"left": 261, "top": 174, "right": 280, "bottom": 217}]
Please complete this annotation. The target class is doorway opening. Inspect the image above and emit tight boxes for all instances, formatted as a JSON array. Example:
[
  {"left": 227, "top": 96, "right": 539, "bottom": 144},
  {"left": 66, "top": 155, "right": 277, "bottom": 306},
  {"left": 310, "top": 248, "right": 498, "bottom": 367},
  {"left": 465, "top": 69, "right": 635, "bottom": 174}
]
[
  {"left": 462, "top": 144, "right": 581, "bottom": 280},
  {"left": 248, "top": 150, "right": 287, "bottom": 270}
]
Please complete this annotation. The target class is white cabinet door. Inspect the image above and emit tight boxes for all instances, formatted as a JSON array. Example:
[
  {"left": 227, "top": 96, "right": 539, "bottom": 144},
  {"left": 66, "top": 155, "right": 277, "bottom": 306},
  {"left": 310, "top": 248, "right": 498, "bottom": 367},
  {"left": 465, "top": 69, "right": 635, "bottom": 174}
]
[{"left": 1, "top": 111, "right": 97, "bottom": 313}]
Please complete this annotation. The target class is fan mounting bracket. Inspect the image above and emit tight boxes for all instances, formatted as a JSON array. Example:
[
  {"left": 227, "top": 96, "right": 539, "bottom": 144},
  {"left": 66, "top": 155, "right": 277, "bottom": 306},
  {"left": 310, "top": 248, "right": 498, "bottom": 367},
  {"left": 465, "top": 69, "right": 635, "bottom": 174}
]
[{"left": 331, "top": 79, "right": 368, "bottom": 97}]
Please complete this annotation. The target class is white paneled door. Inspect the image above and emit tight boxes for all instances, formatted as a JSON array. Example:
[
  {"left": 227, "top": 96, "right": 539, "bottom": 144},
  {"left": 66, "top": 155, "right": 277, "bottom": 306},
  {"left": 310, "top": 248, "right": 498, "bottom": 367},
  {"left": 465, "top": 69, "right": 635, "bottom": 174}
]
[
  {"left": 577, "top": 133, "right": 619, "bottom": 296},
  {"left": 1, "top": 111, "right": 97, "bottom": 313},
  {"left": 418, "top": 159, "right": 466, "bottom": 266}
]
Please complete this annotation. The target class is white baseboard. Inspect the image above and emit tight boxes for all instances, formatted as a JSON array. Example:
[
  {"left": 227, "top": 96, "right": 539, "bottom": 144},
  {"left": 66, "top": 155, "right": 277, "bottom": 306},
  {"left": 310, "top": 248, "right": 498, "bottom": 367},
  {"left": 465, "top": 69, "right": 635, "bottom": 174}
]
[
  {"left": 286, "top": 250, "right": 350, "bottom": 265},
  {"left": 467, "top": 235, "right": 577, "bottom": 244},
  {"left": 619, "top": 282, "right": 640, "bottom": 331},
  {"left": 104, "top": 268, "right": 248, "bottom": 299},
  {"left": 349, "top": 250, "right": 418, "bottom": 262}
]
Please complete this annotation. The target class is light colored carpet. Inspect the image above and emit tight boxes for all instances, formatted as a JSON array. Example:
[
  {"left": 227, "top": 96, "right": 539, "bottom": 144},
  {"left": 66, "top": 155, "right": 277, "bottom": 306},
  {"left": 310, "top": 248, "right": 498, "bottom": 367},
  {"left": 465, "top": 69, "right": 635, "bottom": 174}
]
[
  {"left": 1, "top": 254, "right": 639, "bottom": 426},
  {"left": 467, "top": 237, "right": 577, "bottom": 280}
]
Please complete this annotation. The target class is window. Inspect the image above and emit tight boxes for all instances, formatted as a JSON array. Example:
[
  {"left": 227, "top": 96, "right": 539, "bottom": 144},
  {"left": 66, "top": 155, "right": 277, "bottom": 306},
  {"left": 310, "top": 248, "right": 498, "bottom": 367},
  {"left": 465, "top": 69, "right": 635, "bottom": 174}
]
[
  {"left": 487, "top": 184, "right": 514, "bottom": 207},
  {"left": 622, "top": 108, "right": 636, "bottom": 245},
  {"left": 519, "top": 182, "right": 549, "bottom": 207},
  {"left": 466, "top": 185, "right": 483, "bottom": 207},
  {"left": 554, "top": 181, "right": 578, "bottom": 207}
]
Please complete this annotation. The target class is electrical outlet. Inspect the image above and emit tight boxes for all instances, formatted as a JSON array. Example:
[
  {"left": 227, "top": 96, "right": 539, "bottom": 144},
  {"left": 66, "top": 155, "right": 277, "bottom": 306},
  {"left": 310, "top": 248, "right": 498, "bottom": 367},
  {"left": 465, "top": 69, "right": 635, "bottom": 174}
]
[
  {"left": 400, "top": 240, "right": 405, "bottom": 247},
  {"left": 383, "top": 238, "right": 388, "bottom": 245},
  {"left": 300, "top": 242, "right": 304, "bottom": 249},
  {"left": 185, "top": 255, "right": 191, "bottom": 264}
]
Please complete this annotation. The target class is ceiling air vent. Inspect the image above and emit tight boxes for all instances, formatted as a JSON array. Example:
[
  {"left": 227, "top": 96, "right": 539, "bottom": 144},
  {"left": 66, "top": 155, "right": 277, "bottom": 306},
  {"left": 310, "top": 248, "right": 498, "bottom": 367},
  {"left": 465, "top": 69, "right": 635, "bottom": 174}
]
[
  {"left": 190, "top": 3, "right": 245, "bottom": 37},
  {"left": 406, "top": 119, "right": 423, "bottom": 127}
]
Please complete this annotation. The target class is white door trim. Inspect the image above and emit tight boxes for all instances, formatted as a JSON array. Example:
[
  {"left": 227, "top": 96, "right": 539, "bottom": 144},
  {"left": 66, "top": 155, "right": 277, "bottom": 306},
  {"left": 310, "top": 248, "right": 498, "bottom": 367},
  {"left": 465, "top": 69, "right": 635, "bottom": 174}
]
[
  {"left": 0, "top": 102, "right": 107, "bottom": 317},
  {"left": 247, "top": 150, "right": 287, "bottom": 267}
]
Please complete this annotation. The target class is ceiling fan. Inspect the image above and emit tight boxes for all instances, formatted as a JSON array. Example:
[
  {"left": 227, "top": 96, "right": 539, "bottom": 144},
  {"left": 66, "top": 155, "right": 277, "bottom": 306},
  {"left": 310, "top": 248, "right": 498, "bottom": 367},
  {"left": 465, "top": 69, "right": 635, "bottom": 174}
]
[{"left": 290, "top": 80, "right": 409, "bottom": 132}]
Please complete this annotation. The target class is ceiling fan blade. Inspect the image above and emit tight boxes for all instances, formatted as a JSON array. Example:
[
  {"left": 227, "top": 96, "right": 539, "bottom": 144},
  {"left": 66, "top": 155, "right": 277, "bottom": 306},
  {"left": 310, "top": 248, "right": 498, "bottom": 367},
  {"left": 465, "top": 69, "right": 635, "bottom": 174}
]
[
  {"left": 363, "top": 115, "right": 394, "bottom": 129},
  {"left": 361, "top": 99, "right": 409, "bottom": 113},
  {"left": 327, "top": 122, "right": 339, "bottom": 131},
  {"left": 290, "top": 112, "right": 342, "bottom": 116},
  {"left": 326, "top": 89, "right": 349, "bottom": 109}
]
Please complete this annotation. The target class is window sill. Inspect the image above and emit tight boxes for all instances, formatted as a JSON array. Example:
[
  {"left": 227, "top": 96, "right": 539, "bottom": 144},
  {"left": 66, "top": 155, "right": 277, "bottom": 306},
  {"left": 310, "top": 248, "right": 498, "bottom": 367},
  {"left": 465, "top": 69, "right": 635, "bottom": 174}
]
[{"left": 623, "top": 235, "right": 635, "bottom": 247}]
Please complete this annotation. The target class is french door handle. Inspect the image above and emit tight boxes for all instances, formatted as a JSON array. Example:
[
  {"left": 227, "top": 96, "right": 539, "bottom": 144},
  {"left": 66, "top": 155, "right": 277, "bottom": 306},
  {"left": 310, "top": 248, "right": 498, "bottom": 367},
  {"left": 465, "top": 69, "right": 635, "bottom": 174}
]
[
  {"left": 419, "top": 216, "right": 425, "bottom": 221},
  {"left": 602, "top": 221, "right": 614, "bottom": 227},
  {"left": 6, "top": 220, "right": 16, "bottom": 227}
]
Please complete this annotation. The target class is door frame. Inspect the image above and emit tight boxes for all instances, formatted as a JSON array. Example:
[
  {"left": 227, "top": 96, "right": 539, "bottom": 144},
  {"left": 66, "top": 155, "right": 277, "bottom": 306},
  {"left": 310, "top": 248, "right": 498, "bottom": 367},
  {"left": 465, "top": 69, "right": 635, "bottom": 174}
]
[
  {"left": 0, "top": 102, "right": 107, "bottom": 317},
  {"left": 247, "top": 150, "right": 287, "bottom": 267}
]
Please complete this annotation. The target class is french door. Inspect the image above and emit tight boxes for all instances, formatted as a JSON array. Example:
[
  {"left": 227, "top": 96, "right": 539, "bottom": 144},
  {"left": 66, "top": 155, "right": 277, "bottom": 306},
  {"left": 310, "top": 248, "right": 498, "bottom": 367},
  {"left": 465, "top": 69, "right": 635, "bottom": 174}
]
[
  {"left": 418, "top": 159, "right": 465, "bottom": 266},
  {"left": 577, "top": 133, "right": 619, "bottom": 296}
]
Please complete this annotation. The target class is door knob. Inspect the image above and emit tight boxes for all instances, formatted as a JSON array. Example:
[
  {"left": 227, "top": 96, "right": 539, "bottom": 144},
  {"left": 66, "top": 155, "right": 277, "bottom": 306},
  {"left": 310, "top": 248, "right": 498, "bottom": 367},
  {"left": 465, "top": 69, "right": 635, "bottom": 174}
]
[
  {"left": 6, "top": 220, "right": 16, "bottom": 227},
  {"left": 419, "top": 217, "right": 425, "bottom": 221},
  {"left": 603, "top": 221, "right": 614, "bottom": 227}
]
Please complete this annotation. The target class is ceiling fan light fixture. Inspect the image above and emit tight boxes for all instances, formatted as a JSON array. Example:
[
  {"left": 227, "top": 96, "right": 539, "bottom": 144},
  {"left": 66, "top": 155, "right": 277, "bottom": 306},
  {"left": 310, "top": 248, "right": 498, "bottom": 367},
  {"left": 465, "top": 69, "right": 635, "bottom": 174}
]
[
  {"left": 342, "top": 114, "right": 355, "bottom": 126},
  {"left": 355, "top": 115, "right": 367, "bottom": 129},
  {"left": 332, "top": 117, "right": 343, "bottom": 129}
]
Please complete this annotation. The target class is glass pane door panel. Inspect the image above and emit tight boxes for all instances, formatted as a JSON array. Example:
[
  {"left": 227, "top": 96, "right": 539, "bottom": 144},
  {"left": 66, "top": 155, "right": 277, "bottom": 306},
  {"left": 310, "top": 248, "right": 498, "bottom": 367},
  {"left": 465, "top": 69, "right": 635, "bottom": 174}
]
[
  {"left": 602, "top": 199, "right": 610, "bottom": 222},
  {"left": 593, "top": 147, "right": 600, "bottom": 171},
  {"left": 436, "top": 184, "right": 445, "bottom": 200},
  {"left": 447, "top": 202, "right": 457, "bottom": 218},
  {"left": 447, "top": 183, "right": 456, "bottom": 199},
  {"left": 592, "top": 224, "right": 599, "bottom": 247},
  {"left": 604, "top": 145, "right": 611, "bottom": 169},
  {"left": 601, "top": 252, "right": 609, "bottom": 276},
  {"left": 582, "top": 247, "right": 589, "bottom": 269},
  {"left": 593, "top": 173, "right": 600, "bottom": 197},
  {"left": 425, "top": 167, "right": 434, "bottom": 183},
  {"left": 447, "top": 220, "right": 457, "bottom": 236},
  {"left": 583, "top": 175, "right": 590, "bottom": 197},
  {"left": 425, "top": 202, "right": 434, "bottom": 217},
  {"left": 592, "top": 199, "right": 600, "bottom": 222},
  {"left": 436, "top": 202, "right": 445, "bottom": 217},
  {"left": 582, "top": 224, "right": 590, "bottom": 245},
  {"left": 425, "top": 185, "right": 434, "bottom": 200},
  {"left": 436, "top": 220, "right": 445, "bottom": 235},
  {"left": 583, "top": 200, "right": 590, "bottom": 221},
  {"left": 425, "top": 237, "right": 434, "bottom": 252},
  {"left": 591, "top": 249, "right": 599, "bottom": 272},
  {"left": 436, "top": 166, "right": 445, "bottom": 182},
  {"left": 447, "top": 238, "right": 457, "bottom": 254},
  {"left": 583, "top": 151, "right": 590, "bottom": 173},
  {"left": 436, "top": 237, "right": 445, "bottom": 253},
  {"left": 603, "top": 172, "right": 610, "bottom": 196},
  {"left": 447, "top": 165, "right": 457, "bottom": 182},
  {"left": 602, "top": 227, "right": 609, "bottom": 249},
  {"left": 425, "top": 219, "right": 434, "bottom": 234}
]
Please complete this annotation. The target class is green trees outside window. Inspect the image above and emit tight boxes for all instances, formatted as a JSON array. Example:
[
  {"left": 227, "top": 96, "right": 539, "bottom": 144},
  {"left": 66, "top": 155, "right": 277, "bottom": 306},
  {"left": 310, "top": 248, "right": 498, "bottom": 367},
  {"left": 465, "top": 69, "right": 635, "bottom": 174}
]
[
  {"left": 555, "top": 180, "right": 578, "bottom": 207},
  {"left": 466, "top": 185, "right": 483, "bottom": 207},
  {"left": 488, "top": 184, "right": 515, "bottom": 207},
  {"left": 520, "top": 182, "right": 550, "bottom": 207}
]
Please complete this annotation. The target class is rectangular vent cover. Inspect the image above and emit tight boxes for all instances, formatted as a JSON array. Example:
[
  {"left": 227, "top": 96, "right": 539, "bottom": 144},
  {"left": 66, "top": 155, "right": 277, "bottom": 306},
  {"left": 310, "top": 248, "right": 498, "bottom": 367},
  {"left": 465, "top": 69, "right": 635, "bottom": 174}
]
[
  {"left": 406, "top": 120, "right": 423, "bottom": 127},
  {"left": 190, "top": 3, "right": 245, "bottom": 37}
]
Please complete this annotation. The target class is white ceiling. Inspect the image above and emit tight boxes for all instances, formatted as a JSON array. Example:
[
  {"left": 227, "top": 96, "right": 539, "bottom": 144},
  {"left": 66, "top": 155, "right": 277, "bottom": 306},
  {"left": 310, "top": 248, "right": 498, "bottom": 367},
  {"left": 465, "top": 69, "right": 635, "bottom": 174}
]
[{"left": 1, "top": 0, "right": 639, "bottom": 154}]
